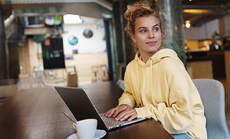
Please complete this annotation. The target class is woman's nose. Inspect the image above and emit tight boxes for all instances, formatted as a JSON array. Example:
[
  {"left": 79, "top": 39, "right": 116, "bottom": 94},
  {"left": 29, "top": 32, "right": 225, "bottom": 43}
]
[{"left": 148, "top": 31, "right": 154, "bottom": 38}]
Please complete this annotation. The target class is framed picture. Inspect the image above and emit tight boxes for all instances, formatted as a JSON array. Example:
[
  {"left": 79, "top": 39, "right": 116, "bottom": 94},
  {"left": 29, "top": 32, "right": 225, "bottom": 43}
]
[{"left": 72, "top": 49, "right": 78, "bottom": 54}]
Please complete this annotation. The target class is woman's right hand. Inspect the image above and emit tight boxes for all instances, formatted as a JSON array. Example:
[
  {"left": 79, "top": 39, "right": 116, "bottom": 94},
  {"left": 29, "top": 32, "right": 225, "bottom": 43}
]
[
  {"left": 104, "top": 104, "right": 137, "bottom": 121},
  {"left": 104, "top": 104, "right": 130, "bottom": 118}
]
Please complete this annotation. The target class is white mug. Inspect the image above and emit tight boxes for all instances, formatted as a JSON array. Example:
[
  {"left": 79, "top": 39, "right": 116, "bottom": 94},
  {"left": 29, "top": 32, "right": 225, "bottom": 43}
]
[{"left": 73, "top": 119, "right": 97, "bottom": 139}]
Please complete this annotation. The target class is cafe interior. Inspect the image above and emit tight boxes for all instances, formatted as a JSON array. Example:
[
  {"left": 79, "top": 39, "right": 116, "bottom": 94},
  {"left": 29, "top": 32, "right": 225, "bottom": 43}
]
[{"left": 1, "top": 0, "right": 230, "bottom": 138}]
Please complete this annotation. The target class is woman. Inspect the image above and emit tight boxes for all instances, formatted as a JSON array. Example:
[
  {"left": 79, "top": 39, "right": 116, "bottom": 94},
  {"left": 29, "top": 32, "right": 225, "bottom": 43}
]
[{"left": 105, "top": 1, "right": 207, "bottom": 139}]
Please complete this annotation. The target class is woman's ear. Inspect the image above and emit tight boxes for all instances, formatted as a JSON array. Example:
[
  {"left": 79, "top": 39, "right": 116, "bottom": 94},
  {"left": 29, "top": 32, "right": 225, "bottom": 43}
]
[{"left": 130, "top": 34, "right": 136, "bottom": 43}]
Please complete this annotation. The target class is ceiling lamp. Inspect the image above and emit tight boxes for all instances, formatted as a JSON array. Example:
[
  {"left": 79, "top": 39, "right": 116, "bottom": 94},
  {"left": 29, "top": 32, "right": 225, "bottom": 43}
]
[
  {"left": 63, "top": 14, "right": 83, "bottom": 24},
  {"left": 183, "top": 9, "right": 211, "bottom": 14},
  {"left": 185, "top": 20, "right": 191, "bottom": 28}
]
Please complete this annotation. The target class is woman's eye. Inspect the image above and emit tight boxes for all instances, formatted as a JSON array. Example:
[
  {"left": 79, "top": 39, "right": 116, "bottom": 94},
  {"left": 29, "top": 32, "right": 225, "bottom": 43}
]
[
  {"left": 140, "top": 30, "right": 147, "bottom": 33},
  {"left": 153, "top": 28, "right": 159, "bottom": 32}
]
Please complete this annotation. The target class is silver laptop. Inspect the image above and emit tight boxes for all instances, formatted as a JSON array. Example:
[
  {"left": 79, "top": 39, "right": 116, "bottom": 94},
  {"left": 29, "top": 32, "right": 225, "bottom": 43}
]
[{"left": 54, "top": 86, "right": 146, "bottom": 131}]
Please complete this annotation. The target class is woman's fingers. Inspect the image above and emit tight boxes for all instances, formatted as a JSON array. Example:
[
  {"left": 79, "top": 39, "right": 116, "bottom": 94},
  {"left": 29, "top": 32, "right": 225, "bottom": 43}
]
[
  {"left": 127, "top": 114, "right": 137, "bottom": 121},
  {"left": 115, "top": 108, "right": 137, "bottom": 121},
  {"left": 106, "top": 104, "right": 129, "bottom": 117},
  {"left": 112, "top": 105, "right": 129, "bottom": 117},
  {"left": 104, "top": 107, "right": 118, "bottom": 117},
  {"left": 104, "top": 104, "right": 136, "bottom": 120}
]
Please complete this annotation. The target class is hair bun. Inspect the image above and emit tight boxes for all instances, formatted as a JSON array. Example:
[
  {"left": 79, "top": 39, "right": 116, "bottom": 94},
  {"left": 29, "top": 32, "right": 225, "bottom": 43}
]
[
  {"left": 124, "top": 1, "right": 152, "bottom": 20},
  {"left": 124, "top": 5, "right": 133, "bottom": 20}
]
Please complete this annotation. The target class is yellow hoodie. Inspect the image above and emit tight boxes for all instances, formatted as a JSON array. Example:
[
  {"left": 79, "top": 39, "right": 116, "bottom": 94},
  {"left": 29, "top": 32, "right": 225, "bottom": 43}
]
[{"left": 118, "top": 48, "right": 207, "bottom": 139}]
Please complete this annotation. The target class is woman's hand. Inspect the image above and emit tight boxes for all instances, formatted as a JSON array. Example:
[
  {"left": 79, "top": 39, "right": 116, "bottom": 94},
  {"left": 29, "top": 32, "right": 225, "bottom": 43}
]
[{"left": 104, "top": 104, "right": 137, "bottom": 121}]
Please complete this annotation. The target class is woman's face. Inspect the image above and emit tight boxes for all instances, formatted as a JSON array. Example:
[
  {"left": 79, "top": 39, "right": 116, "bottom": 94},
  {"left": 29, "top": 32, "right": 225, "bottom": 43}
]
[{"left": 131, "top": 15, "right": 162, "bottom": 56}]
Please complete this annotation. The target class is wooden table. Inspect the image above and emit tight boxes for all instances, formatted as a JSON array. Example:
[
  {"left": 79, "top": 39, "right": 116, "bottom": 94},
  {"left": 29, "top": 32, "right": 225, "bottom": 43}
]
[{"left": 0, "top": 81, "right": 173, "bottom": 139}]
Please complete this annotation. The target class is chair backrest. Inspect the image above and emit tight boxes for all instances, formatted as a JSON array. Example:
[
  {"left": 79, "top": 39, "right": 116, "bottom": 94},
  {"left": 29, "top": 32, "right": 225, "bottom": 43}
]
[
  {"left": 193, "top": 78, "right": 230, "bottom": 139},
  {"left": 67, "top": 72, "right": 78, "bottom": 87},
  {"left": 117, "top": 79, "right": 125, "bottom": 91}
]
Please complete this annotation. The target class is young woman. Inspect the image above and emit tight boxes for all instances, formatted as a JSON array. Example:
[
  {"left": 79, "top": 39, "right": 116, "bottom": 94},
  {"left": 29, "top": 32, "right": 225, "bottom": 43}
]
[{"left": 105, "top": 1, "right": 207, "bottom": 139}]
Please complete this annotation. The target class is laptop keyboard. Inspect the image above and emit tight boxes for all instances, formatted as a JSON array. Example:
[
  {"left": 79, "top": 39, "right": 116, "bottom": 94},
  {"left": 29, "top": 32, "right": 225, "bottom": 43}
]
[{"left": 100, "top": 114, "right": 131, "bottom": 127}]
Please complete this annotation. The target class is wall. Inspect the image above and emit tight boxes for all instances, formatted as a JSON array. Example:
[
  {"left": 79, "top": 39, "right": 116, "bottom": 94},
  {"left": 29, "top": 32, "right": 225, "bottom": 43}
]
[
  {"left": 224, "top": 14, "right": 230, "bottom": 36},
  {"left": 18, "top": 17, "right": 108, "bottom": 84},
  {"left": 19, "top": 39, "right": 40, "bottom": 76},
  {"left": 62, "top": 23, "right": 106, "bottom": 54},
  {"left": 184, "top": 14, "right": 230, "bottom": 40},
  {"left": 61, "top": 20, "right": 108, "bottom": 83},
  {"left": 184, "top": 19, "right": 219, "bottom": 40}
]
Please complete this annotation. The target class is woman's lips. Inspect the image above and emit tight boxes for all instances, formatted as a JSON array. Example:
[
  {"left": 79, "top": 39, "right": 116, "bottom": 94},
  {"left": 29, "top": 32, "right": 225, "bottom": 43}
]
[{"left": 146, "top": 41, "right": 157, "bottom": 45}]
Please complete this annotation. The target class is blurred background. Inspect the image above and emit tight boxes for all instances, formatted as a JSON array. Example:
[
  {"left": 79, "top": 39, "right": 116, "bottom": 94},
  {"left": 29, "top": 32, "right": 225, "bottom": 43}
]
[{"left": 0, "top": 0, "right": 229, "bottom": 89}]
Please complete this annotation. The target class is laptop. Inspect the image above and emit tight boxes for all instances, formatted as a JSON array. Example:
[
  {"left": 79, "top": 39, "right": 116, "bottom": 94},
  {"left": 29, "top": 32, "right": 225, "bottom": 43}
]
[{"left": 54, "top": 86, "right": 146, "bottom": 131}]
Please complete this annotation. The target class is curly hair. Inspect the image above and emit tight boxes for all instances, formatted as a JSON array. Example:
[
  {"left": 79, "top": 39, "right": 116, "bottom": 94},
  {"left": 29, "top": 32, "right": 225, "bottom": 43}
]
[{"left": 124, "top": 0, "right": 166, "bottom": 52}]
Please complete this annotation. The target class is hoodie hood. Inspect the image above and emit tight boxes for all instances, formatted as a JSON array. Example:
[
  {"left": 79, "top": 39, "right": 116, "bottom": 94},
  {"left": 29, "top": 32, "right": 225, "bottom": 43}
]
[{"left": 134, "top": 48, "right": 184, "bottom": 67}]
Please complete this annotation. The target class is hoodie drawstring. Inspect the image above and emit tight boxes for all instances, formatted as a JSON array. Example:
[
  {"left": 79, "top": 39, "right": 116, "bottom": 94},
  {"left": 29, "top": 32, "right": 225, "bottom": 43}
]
[
  {"left": 136, "top": 59, "right": 141, "bottom": 107},
  {"left": 150, "top": 58, "right": 153, "bottom": 96},
  {"left": 136, "top": 58, "right": 153, "bottom": 108}
]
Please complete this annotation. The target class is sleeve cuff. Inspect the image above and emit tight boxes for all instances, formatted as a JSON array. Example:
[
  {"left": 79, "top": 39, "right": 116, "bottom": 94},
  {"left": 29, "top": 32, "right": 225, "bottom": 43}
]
[
  {"left": 135, "top": 107, "right": 157, "bottom": 120},
  {"left": 118, "top": 100, "right": 134, "bottom": 108}
]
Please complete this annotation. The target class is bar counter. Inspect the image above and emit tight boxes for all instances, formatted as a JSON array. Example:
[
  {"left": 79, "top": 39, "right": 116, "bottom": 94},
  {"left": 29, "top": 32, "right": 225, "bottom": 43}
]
[{"left": 187, "top": 50, "right": 230, "bottom": 106}]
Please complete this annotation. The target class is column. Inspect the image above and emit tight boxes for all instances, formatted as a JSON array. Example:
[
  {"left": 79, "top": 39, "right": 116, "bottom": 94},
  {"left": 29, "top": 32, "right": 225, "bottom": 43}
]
[
  {"left": 155, "top": 0, "right": 186, "bottom": 64},
  {"left": 112, "top": 0, "right": 124, "bottom": 64},
  {"left": 108, "top": 19, "right": 118, "bottom": 81},
  {"left": 8, "top": 42, "right": 20, "bottom": 79},
  {"left": 112, "top": 0, "right": 124, "bottom": 80},
  {"left": 120, "top": 0, "right": 136, "bottom": 65},
  {"left": 0, "top": 3, "right": 8, "bottom": 79},
  {"left": 104, "top": 19, "right": 117, "bottom": 81}
]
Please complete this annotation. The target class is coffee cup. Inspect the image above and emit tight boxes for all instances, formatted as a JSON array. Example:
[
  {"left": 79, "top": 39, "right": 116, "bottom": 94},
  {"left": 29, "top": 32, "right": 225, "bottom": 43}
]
[{"left": 73, "top": 119, "right": 97, "bottom": 139}]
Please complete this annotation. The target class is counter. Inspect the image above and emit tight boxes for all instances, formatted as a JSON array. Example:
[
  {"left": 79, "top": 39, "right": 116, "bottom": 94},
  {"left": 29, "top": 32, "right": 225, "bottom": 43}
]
[{"left": 186, "top": 50, "right": 230, "bottom": 106}]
